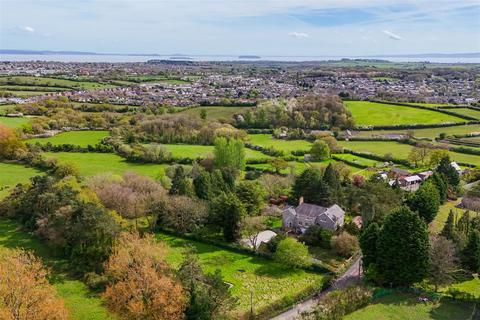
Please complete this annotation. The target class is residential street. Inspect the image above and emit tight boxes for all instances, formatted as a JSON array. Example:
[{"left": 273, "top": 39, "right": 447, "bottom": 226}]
[{"left": 270, "top": 256, "right": 363, "bottom": 320}]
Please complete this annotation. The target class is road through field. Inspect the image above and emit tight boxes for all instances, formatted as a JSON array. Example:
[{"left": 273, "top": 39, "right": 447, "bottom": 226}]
[{"left": 270, "top": 256, "right": 363, "bottom": 320}]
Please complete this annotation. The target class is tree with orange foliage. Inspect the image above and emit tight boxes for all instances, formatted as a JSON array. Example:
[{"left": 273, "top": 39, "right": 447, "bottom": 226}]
[
  {"left": 0, "top": 124, "right": 26, "bottom": 159},
  {"left": 103, "top": 232, "right": 186, "bottom": 320},
  {"left": 0, "top": 249, "right": 69, "bottom": 320}
]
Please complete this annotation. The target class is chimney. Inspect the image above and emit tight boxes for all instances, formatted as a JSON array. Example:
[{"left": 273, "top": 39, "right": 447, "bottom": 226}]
[{"left": 298, "top": 196, "right": 304, "bottom": 205}]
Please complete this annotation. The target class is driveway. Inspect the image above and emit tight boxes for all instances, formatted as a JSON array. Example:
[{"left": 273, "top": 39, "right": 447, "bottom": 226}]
[{"left": 270, "top": 256, "right": 362, "bottom": 320}]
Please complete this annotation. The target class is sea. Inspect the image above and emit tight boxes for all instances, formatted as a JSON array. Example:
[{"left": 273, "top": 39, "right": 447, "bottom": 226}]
[{"left": 1, "top": 54, "right": 479, "bottom": 64}]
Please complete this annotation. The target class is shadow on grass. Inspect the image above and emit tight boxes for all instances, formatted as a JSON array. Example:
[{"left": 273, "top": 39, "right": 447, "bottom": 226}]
[
  {"left": 0, "top": 219, "right": 69, "bottom": 273},
  {"left": 429, "top": 298, "right": 475, "bottom": 320}
]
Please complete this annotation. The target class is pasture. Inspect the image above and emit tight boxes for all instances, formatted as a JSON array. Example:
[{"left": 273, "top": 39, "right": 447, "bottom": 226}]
[
  {"left": 0, "top": 163, "right": 42, "bottom": 199},
  {"left": 157, "top": 232, "right": 327, "bottom": 318},
  {"left": 344, "top": 292, "right": 475, "bottom": 320},
  {"left": 0, "top": 219, "right": 115, "bottom": 320},
  {"left": 353, "top": 124, "right": 480, "bottom": 139},
  {"left": 447, "top": 108, "right": 480, "bottom": 119},
  {"left": 145, "top": 143, "right": 271, "bottom": 161},
  {"left": 248, "top": 134, "right": 312, "bottom": 153},
  {"left": 43, "top": 152, "right": 168, "bottom": 178},
  {"left": 27, "top": 130, "right": 109, "bottom": 147},
  {"left": 0, "top": 75, "right": 116, "bottom": 90},
  {"left": 0, "top": 116, "right": 31, "bottom": 128},
  {"left": 338, "top": 141, "right": 480, "bottom": 167},
  {"left": 1, "top": 90, "right": 53, "bottom": 97},
  {"left": 180, "top": 106, "right": 253, "bottom": 121},
  {"left": 344, "top": 101, "right": 464, "bottom": 126}
]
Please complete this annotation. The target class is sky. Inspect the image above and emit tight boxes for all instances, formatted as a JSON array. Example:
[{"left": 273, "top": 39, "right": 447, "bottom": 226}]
[{"left": 1, "top": 0, "right": 479, "bottom": 56}]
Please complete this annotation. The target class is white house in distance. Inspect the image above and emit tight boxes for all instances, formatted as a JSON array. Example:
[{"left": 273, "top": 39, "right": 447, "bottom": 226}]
[{"left": 282, "top": 198, "right": 345, "bottom": 233}]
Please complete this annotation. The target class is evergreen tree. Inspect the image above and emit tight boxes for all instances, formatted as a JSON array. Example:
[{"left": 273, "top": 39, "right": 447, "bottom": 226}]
[
  {"left": 292, "top": 168, "right": 324, "bottom": 205},
  {"left": 407, "top": 181, "right": 440, "bottom": 223},
  {"left": 193, "top": 169, "right": 213, "bottom": 200},
  {"left": 431, "top": 172, "right": 448, "bottom": 203},
  {"left": 440, "top": 210, "right": 455, "bottom": 240},
  {"left": 437, "top": 156, "right": 460, "bottom": 187},
  {"left": 377, "top": 206, "right": 429, "bottom": 286},
  {"left": 359, "top": 222, "right": 380, "bottom": 269},
  {"left": 169, "top": 165, "right": 191, "bottom": 195},
  {"left": 235, "top": 181, "right": 267, "bottom": 216},
  {"left": 462, "top": 230, "right": 480, "bottom": 273},
  {"left": 210, "top": 193, "right": 246, "bottom": 242},
  {"left": 322, "top": 163, "right": 342, "bottom": 205}
]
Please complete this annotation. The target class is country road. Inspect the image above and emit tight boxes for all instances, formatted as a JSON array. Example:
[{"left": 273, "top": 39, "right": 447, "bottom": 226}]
[{"left": 270, "top": 257, "right": 363, "bottom": 320}]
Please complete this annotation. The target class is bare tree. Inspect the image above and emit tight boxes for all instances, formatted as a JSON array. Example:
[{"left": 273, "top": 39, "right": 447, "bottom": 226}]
[{"left": 428, "top": 235, "right": 459, "bottom": 291}]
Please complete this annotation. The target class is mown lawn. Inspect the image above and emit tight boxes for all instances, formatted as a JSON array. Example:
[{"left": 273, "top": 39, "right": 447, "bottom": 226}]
[
  {"left": 337, "top": 141, "right": 480, "bottom": 167},
  {"left": 345, "top": 101, "right": 464, "bottom": 126},
  {"left": 248, "top": 134, "right": 312, "bottom": 154},
  {"left": 156, "top": 233, "right": 327, "bottom": 318},
  {"left": 0, "top": 219, "right": 115, "bottom": 320},
  {"left": 0, "top": 162, "right": 42, "bottom": 199},
  {"left": 429, "top": 199, "right": 463, "bottom": 234},
  {"left": 443, "top": 276, "right": 480, "bottom": 298},
  {"left": 353, "top": 124, "right": 480, "bottom": 139},
  {"left": 344, "top": 292, "right": 475, "bottom": 320},
  {"left": 43, "top": 152, "right": 169, "bottom": 178},
  {"left": 27, "top": 131, "right": 109, "bottom": 147},
  {"left": 0, "top": 116, "right": 31, "bottom": 128},
  {"left": 180, "top": 106, "right": 253, "bottom": 121}
]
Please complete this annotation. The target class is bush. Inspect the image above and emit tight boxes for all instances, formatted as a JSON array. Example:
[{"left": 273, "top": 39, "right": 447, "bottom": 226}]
[
  {"left": 274, "top": 237, "right": 312, "bottom": 269},
  {"left": 300, "top": 225, "right": 333, "bottom": 248},
  {"left": 304, "top": 285, "right": 373, "bottom": 320},
  {"left": 330, "top": 232, "right": 359, "bottom": 258}
]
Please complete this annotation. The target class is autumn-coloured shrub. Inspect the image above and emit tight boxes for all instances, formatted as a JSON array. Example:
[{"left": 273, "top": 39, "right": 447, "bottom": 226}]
[
  {"left": 0, "top": 249, "right": 68, "bottom": 320},
  {"left": 0, "top": 124, "right": 26, "bottom": 159},
  {"left": 103, "top": 232, "right": 186, "bottom": 320},
  {"left": 331, "top": 232, "right": 359, "bottom": 258}
]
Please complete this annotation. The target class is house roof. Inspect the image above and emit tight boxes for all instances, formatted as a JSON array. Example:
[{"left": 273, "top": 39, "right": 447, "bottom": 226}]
[
  {"left": 325, "top": 204, "right": 345, "bottom": 221},
  {"left": 403, "top": 175, "right": 422, "bottom": 182},
  {"left": 295, "top": 203, "right": 327, "bottom": 218}
]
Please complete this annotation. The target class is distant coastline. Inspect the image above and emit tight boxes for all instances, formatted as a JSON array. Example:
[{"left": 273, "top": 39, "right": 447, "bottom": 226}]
[{"left": 1, "top": 49, "right": 479, "bottom": 63}]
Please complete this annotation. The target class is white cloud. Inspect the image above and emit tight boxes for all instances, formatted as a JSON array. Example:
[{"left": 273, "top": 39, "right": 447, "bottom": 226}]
[
  {"left": 288, "top": 32, "right": 309, "bottom": 39},
  {"left": 383, "top": 29, "right": 403, "bottom": 40},
  {"left": 20, "top": 26, "right": 35, "bottom": 33}
]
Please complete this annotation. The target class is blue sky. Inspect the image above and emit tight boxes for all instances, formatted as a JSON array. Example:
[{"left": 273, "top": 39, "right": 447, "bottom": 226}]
[{"left": 1, "top": 0, "right": 479, "bottom": 56}]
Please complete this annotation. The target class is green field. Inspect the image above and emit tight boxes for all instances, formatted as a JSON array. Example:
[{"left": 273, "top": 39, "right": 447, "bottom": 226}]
[
  {"left": 338, "top": 141, "right": 480, "bottom": 167},
  {"left": 157, "top": 233, "right": 327, "bottom": 318},
  {"left": 344, "top": 292, "right": 475, "bottom": 320},
  {"left": 447, "top": 108, "right": 480, "bottom": 119},
  {"left": 0, "top": 76, "right": 115, "bottom": 91},
  {"left": 2, "top": 90, "right": 54, "bottom": 97},
  {"left": 332, "top": 153, "right": 381, "bottom": 168},
  {"left": 248, "top": 134, "right": 312, "bottom": 153},
  {"left": 180, "top": 106, "right": 253, "bottom": 121},
  {"left": 0, "top": 85, "right": 71, "bottom": 92},
  {"left": 0, "top": 116, "right": 31, "bottom": 128},
  {"left": 0, "top": 219, "right": 115, "bottom": 320},
  {"left": 403, "top": 102, "right": 459, "bottom": 108},
  {"left": 354, "top": 124, "right": 480, "bottom": 139},
  {"left": 43, "top": 152, "right": 168, "bottom": 178},
  {"left": 27, "top": 131, "right": 109, "bottom": 147},
  {"left": 0, "top": 163, "right": 42, "bottom": 199},
  {"left": 429, "top": 199, "right": 463, "bottom": 234},
  {"left": 345, "top": 101, "right": 464, "bottom": 126},
  {"left": 144, "top": 143, "right": 271, "bottom": 161},
  {"left": 0, "top": 104, "right": 15, "bottom": 115}
]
